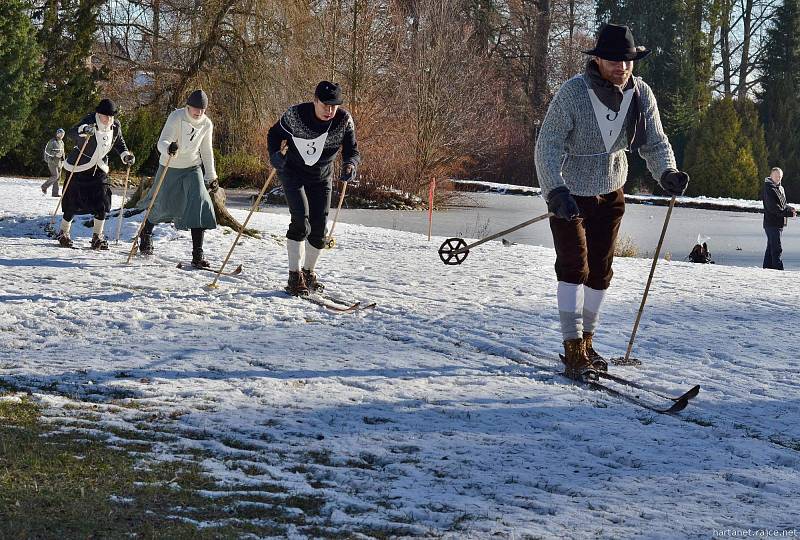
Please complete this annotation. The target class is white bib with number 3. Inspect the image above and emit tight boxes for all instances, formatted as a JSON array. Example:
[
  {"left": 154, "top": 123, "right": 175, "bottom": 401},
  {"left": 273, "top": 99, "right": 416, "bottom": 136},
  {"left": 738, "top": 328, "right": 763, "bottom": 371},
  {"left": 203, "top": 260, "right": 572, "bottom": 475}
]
[{"left": 291, "top": 131, "right": 328, "bottom": 166}]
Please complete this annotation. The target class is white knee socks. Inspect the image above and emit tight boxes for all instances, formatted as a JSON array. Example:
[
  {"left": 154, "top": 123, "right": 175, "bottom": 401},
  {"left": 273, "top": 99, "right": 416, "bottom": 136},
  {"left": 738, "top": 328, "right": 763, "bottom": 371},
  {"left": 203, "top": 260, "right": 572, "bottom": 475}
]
[
  {"left": 557, "top": 281, "right": 583, "bottom": 341},
  {"left": 583, "top": 286, "right": 607, "bottom": 335},
  {"left": 557, "top": 282, "right": 609, "bottom": 340},
  {"left": 303, "top": 242, "right": 322, "bottom": 271},
  {"left": 287, "top": 239, "right": 304, "bottom": 272}
]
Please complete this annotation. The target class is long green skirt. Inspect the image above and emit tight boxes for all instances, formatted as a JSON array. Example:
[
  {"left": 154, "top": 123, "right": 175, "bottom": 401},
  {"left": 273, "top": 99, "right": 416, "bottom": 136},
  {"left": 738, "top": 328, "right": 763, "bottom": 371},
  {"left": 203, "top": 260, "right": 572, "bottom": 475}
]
[{"left": 138, "top": 165, "right": 216, "bottom": 230}]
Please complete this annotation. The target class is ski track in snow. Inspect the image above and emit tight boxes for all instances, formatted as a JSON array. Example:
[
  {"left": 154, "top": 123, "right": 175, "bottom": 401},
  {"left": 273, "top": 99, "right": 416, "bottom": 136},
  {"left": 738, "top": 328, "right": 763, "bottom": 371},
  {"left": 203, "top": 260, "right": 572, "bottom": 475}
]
[{"left": 1, "top": 177, "right": 799, "bottom": 538}]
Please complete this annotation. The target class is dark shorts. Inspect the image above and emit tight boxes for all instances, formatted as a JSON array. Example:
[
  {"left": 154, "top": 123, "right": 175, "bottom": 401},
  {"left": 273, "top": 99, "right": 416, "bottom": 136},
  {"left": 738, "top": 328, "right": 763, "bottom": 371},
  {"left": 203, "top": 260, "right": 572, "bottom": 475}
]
[
  {"left": 62, "top": 168, "right": 111, "bottom": 220},
  {"left": 280, "top": 171, "right": 332, "bottom": 250},
  {"left": 549, "top": 188, "right": 626, "bottom": 290}
]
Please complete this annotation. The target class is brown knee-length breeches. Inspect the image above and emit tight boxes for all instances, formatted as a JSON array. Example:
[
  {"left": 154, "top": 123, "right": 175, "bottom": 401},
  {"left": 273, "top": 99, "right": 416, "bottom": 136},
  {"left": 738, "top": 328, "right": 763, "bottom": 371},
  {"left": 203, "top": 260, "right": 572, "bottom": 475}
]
[{"left": 549, "top": 188, "right": 625, "bottom": 290}]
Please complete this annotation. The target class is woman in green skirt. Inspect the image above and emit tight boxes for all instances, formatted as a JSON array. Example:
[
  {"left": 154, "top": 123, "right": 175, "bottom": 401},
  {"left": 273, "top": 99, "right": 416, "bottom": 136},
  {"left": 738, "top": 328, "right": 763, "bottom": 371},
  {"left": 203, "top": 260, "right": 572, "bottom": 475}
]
[{"left": 137, "top": 90, "right": 218, "bottom": 267}]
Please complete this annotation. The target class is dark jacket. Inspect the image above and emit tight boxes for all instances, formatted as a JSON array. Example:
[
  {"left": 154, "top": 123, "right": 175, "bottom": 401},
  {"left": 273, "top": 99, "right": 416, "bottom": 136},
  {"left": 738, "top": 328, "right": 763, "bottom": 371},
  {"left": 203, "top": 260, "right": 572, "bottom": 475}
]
[
  {"left": 267, "top": 103, "right": 360, "bottom": 181},
  {"left": 762, "top": 178, "right": 795, "bottom": 228},
  {"left": 64, "top": 112, "right": 129, "bottom": 176}
]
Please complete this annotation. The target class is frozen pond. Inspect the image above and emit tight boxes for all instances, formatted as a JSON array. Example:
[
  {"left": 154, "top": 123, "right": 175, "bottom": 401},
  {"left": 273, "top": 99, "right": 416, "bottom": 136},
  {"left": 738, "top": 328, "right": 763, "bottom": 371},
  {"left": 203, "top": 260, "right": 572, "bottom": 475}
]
[{"left": 228, "top": 191, "right": 800, "bottom": 270}]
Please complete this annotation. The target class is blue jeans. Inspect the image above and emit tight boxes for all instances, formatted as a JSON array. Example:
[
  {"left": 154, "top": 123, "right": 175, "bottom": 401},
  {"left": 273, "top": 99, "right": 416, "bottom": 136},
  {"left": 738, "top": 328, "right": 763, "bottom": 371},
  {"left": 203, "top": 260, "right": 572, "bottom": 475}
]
[{"left": 763, "top": 227, "right": 784, "bottom": 270}]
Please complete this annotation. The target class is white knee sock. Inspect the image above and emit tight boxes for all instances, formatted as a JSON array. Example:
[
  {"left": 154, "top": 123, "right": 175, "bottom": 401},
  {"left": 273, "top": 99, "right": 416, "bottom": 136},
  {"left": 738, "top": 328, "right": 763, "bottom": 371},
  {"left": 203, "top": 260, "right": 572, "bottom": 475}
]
[
  {"left": 557, "top": 281, "right": 583, "bottom": 341},
  {"left": 583, "top": 286, "right": 607, "bottom": 335},
  {"left": 303, "top": 242, "right": 322, "bottom": 271},
  {"left": 93, "top": 219, "right": 105, "bottom": 236},
  {"left": 287, "top": 239, "right": 304, "bottom": 272},
  {"left": 60, "top": 219, "right": 72, "bottom": 235}
]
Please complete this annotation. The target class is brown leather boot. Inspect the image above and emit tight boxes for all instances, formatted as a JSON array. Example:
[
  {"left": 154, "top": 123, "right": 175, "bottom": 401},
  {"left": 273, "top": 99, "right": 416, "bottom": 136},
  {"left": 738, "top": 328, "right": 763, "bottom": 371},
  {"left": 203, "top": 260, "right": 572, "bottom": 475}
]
[
  {"left": 286, "top": 271, "right": 309, "bottom": 296},
  {"left": 583, "top": 332, "right": 608, "bottom": 372},
  {"left": 561, "top": 338, "right": 597, "bottom": 381}
]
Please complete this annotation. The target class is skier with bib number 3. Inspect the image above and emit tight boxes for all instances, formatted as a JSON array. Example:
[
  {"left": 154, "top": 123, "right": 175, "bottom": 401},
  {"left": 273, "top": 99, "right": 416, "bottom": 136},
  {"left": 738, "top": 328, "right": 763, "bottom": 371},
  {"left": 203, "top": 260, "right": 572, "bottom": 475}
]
[{"left": 267, "top": 81, "right": 361, "bottom": 296}]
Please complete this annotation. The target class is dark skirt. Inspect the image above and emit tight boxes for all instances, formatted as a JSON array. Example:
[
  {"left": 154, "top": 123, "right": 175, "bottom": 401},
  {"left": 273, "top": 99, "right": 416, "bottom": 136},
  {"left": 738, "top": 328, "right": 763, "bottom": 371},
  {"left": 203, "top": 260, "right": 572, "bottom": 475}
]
[
  {"left": 137, "top": 165, "right": 216, "bottom": 230},
  {"left": 62, "top": 168, "right": 111, "bottom": 219}
]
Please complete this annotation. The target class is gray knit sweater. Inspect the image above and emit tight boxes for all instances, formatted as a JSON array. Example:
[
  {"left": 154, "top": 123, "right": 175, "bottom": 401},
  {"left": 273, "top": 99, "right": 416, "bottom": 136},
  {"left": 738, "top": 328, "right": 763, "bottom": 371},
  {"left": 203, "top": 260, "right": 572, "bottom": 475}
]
[{"left": 535, "top": 75, "right": 676, "bottom": 198}]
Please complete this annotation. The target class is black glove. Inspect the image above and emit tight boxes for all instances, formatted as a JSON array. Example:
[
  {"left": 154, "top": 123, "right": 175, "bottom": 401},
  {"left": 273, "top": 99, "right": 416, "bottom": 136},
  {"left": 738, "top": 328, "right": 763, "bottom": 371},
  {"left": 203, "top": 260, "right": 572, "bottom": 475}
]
[
  {"left": 660, "top": 170, "right": 690, "bottom": 196},
  {"left": 168, "top": 141, "right": 179, "bottom": 156},
  {"left": 80, "top": 124, "right": 95, "bottom": 136},
  {"left": 121, "top": 152, "right": 135, "bottom": 165},
  {"left": 547, "top": 186, "right": 580, "bottom": 221},
  {"left": 205, "top": 179, "right": 219, "bottom": 194},
  {"left": 269, "top": 151, "right": 285, "bottom": 173},
  {"left": 340, "top": 163, "right": 357, "bottom": 183}
]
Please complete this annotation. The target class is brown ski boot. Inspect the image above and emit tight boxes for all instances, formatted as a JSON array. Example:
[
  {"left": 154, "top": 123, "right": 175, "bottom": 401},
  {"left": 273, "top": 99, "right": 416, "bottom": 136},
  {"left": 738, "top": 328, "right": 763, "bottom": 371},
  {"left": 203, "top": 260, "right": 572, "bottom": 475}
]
[
  {"left": 302, "top": 269, "right": 324, "bottom": 293},
  {"left": 286, "top": 271, "right": 309, "bottom": 296},
  {"left": 583, "top": 332, "right": 608, "bottom": 372},
  {"left": 560, "top": 338, "right": 598, "bottom": 381},
  {"left": 55, "top": 231, "right": 73, "bottom": 248},
  {"left": 90, "top": 234, "right": 109, "bottom": 250}
]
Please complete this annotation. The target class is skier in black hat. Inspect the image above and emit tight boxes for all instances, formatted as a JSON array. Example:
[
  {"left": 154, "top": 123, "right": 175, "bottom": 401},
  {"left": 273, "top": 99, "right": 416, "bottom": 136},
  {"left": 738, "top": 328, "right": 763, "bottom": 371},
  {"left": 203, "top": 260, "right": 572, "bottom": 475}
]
[
  {"left": 57, "top": 98, "right": 134, "bottom": 249},
  {"left": 267, "top": 81, "right": 361, "bottom": 296},
  {"left": 136, "top": 90, "right": 218, "bottom": 268},
  {"left": 535, "top": 24, "right": 689, "bottom": 380}
]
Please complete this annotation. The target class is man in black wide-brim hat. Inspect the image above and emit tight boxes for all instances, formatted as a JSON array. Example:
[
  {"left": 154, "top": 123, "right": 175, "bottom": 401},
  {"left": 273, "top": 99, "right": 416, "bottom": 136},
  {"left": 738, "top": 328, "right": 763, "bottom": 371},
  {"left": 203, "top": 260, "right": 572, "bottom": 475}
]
[{"left": 534, "top": 24, "right": 690, "bottom": 381}]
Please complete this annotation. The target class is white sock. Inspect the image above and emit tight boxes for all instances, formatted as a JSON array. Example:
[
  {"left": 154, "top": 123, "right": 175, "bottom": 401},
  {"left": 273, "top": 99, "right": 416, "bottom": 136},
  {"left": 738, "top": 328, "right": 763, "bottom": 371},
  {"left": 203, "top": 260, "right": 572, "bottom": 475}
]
[
  {"left": 287, "top": 239, "right": 304, "bottom": 272},
  {"left": 93, "top": 219, "right": 105, "bottom": 236},
  {"left": 583, "top": 286, "right": 607, "bottom": 335},
  {"left": 303, "top": 242, "right": 322, "bottom": 271},
  {"left": 557, "top": 281, "right": 583, "bottom": 341},
  {"left": 60, "top": 219, "right": 72, "bottom": 235}
]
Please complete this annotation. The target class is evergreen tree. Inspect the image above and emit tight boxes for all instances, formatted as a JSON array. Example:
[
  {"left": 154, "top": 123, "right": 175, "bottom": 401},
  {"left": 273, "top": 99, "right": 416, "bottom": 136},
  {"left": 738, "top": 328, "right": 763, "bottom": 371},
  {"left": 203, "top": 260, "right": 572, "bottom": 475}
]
[
  {"left": 0, "top": 0, "right": 43, "bottom": 159},
  {"left": 684, "top": 98, "right": 759, "bottom": 198},
  {"left": 596, "top": 0, "right": 714, "bottom": 189},
  {"left": 0, "top": 1, "right": 102, "bottom": 173},
  {"left": 736, "top": 99, "right": 769, "bottom": 199},
  {"left": 758, "top": 0, "right": 800, "bottom": 202}
]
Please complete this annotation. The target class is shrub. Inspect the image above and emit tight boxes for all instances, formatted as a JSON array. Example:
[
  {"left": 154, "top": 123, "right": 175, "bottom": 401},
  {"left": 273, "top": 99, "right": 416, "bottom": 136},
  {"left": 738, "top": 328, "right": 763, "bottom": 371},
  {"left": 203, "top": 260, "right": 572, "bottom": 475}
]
[
  {"left": 216, "top": 151, "right": 269, "bottom": 189},
  {"left": 120, "top": 107, "right": 163, "bottom": 175},
  {"left": 614, "top": 235, "right": 639, "bottom": 258}
]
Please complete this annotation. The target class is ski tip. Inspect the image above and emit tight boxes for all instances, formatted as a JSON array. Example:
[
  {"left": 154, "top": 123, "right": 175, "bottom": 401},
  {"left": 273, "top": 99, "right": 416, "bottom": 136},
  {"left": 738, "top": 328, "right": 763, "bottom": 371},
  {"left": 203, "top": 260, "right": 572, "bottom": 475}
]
[
  {"left": 684, "top": 384, "right": 701, "bottom": 400},
  {"left": 665, "top": 397, "right": 690, "bottom": 414},
  {"left": 231, "top": 264, "right": 243, "bottom": 275},
  {"left": 176, "top": 262, "right": 184, "bottom": 269}
]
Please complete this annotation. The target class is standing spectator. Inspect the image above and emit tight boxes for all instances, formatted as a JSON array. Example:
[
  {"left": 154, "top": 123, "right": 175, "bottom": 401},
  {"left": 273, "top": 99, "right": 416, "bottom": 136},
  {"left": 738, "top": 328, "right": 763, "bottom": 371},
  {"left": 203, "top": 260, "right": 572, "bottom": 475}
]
[
  {"left": 41, "top": 128, "right": 65, "bottom": 196},
  {"left": 762, "top": 167, "right": 796, "bottom": 270}
]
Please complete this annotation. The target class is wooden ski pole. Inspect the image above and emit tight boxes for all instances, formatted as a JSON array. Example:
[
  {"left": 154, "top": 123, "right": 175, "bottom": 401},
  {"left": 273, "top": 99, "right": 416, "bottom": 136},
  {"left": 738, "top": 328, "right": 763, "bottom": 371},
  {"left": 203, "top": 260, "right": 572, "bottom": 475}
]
[
  {"left": 208, "top": 142, "right": 286, "bottom": 288},
  {"left": 324, "top": 180, "right": 349, "bottom": 249},
  {"left": 621, "top": 195, "right": 677, "bottom": 363},
  {"left": 114, "top": 164, "right": 132, "bottom": 244},
  {"left": 207, "top": 168, "right": 278, "bottom": 289},
  {"left": 48, "top": 134, "right": 91, "bottom": 233},
  {"left": 125, "top": 155, "right": 173, "bottom": 264},
  {"left": 456, "top": 212, "right": 553, "bottom": 254}
]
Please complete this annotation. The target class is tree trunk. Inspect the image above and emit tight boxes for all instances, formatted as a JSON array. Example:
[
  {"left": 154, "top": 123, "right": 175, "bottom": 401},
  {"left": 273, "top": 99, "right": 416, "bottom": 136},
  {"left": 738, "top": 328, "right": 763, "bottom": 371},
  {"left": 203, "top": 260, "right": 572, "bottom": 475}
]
[
  {"left": 720, "top": 0, "right": 732, "bottom": 97},
  {"left": 737, "top": 0, "right": 754, "bottom": 102}
]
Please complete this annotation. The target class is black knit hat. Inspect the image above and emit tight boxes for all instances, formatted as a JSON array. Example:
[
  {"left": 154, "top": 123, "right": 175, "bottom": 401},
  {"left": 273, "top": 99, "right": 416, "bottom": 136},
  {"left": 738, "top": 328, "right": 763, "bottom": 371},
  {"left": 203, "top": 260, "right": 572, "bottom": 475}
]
[
  {"left": 583, "top": 24, "right": 651, "bottom": 61},
  {"left": 314, "top": 81, "right": 343, "bottom": 105},
  {"left": 187, "top": 89, "right": 208, "bottom": 109},
  {"left": 96, "top": 98, "right": 119, "bottom": 116}
]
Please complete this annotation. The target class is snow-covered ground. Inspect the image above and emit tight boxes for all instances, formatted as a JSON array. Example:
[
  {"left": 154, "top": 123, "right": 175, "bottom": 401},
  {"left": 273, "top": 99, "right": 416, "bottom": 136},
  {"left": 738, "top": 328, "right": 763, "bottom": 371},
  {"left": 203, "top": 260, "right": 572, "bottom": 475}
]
[{"left": 2, "top": 176, "right": 799, "bottom": 538}]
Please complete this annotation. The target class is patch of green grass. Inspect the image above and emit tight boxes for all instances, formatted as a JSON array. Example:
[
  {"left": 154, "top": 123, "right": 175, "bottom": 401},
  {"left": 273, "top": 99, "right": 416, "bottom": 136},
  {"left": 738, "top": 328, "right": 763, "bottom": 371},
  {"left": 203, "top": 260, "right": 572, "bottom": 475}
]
[{"left": 0, "top": 394, "right": 305, "bottom": 538}]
